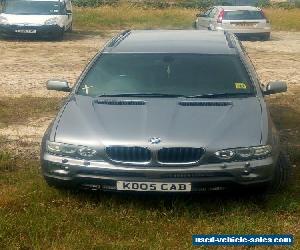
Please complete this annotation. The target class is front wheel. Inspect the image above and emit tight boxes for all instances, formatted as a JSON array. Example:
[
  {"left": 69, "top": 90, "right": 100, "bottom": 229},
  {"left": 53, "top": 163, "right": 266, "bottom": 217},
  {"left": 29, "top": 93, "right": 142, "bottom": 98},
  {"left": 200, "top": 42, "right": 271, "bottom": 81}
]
[{"left": 268, "top": 152, "right": 291, "bottom": 192}]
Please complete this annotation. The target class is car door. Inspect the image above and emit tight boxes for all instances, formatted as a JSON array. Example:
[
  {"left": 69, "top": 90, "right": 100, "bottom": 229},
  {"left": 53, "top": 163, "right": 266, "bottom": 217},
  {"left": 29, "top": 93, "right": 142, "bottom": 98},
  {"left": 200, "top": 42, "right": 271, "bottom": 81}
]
[{"left": 196, "top": 8, "right": 213, "bottom": 29}]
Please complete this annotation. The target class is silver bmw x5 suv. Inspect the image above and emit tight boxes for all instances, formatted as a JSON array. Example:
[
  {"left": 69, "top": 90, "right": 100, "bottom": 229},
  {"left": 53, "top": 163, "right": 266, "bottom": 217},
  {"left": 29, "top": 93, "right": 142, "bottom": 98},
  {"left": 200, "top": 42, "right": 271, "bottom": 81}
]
[{"left": 41, "top": 30, "right": 290, "bottom": 193}]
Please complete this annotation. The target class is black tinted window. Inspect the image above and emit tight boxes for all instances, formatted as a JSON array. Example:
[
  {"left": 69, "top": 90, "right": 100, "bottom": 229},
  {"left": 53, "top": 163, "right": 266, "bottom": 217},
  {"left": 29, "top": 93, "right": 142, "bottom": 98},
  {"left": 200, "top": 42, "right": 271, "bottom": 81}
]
[
  {"left": 224, "top": 10, "right": 265, "bottom": 20},
  {"left": 78, "top": 54, "right": 254, "bottom": 97}
]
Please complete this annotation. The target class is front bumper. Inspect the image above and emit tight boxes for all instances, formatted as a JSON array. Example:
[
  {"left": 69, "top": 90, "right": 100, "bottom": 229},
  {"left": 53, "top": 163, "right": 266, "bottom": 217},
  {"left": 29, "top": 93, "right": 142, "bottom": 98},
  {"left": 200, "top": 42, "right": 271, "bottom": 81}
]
[
  {"left": 41, "top": 153, "right": 275, "bottom": 192},
  {"left": 0, "top": 24, "right": 63, "bottom": 37}
]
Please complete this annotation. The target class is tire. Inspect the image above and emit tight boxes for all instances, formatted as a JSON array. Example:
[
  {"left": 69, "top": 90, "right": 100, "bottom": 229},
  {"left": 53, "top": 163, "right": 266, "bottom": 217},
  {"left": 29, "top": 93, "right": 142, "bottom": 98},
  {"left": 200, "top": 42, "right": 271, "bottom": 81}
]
[
  {"left": 67, "top": 23, "right": 73, "bottom": 33},
  {"left": 193, "top": 21, "right": 197, "bottom": 30},
  {"left": 261, "top": 33, "right": 270, "bottom": 41},
  {"left": 54, "top": 30, "right": 65, "bottom": 41},
  {"left": 208, "top": 25, "right": 215, "bottom": 31},
  {"left": 268, "top": 151, "right": 291, "bottom": 192}
]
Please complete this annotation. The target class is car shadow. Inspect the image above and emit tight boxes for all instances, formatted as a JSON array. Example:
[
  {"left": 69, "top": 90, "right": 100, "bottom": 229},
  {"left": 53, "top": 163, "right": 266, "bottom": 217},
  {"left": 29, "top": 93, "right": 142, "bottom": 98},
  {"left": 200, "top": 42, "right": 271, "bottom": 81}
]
[
  {"left": 59, "top": 186, "right": 271, "bottom": 213},
  {"left": 0, "top": 30, "right": 108, "bottom": 42}
]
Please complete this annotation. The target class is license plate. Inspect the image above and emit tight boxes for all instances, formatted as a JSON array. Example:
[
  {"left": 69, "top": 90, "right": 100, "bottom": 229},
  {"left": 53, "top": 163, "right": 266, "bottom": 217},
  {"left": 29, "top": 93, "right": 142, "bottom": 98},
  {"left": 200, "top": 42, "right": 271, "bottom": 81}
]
[
  {"left": 233, "top": 23, "right": 256, "bottom": 27},
  {"left": 117, "top": 181, "right": 191, "bottom": 192},
  {"left": 15, "top": 29, "right": 37, "bottom": 34}
]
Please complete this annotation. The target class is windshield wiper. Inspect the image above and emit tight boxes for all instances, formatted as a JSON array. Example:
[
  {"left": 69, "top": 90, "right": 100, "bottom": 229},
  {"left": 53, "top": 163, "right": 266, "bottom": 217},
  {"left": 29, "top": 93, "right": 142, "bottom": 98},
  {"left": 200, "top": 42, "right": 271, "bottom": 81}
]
[
  {"left": 96, "top": 92, "right": 254, "bottom": 99},
  {"left": 97, "top": 93, "right": 185, "bottom": 98},
  {"left": 184, "top": 93, "right": 254, "bottom": 98}
]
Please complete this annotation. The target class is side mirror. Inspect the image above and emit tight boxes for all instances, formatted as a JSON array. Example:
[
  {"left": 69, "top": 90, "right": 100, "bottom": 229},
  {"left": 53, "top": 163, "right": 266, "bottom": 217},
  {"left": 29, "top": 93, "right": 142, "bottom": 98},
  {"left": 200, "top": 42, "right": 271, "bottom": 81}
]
[
  {"left": 196, "top": 13, "right": 206, "bottom": 18},
  {"left": 264, "top": 81, "right": 287, "bottom": 95},
  {"left": 66, "top": 9, "right": 72, "bottom": 15},
  {"left": 47, "top": 80, "right": 71, "bottom": 92}
]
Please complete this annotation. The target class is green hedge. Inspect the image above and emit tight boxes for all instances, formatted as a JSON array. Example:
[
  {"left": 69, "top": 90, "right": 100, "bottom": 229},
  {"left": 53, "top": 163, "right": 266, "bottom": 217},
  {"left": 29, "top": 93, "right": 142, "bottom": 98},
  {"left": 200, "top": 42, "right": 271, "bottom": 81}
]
[
  {"left": 272, "top": 0, "right": 300, "bottom": 9},
  {"left": 72, "top": 0, "right": 299, "bottom": 9},
  {"left": 72, "top": 0, "right": 120, "bottom": 7}
]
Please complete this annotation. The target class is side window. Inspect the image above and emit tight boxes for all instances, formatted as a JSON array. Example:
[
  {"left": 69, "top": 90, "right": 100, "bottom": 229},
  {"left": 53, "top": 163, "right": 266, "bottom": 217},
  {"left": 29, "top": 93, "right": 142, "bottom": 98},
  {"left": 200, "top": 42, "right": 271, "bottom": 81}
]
[
  {"left": 204, "top": 8, "right": 212, "bottom": 17},
  {"left": 208, "top": 8, "right": 217, "bottom": 18},
  {"left": 66, "top": 0, "right": 72, "bottom": 11},
  {"left": 60, "top": 1, "right": 67, "bottom": 14}
]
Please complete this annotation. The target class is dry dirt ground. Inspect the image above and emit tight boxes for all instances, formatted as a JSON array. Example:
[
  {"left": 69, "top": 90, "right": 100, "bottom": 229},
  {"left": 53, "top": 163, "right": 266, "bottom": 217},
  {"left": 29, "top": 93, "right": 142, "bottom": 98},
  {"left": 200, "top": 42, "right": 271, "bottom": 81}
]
[{"left": 0, "top": 31, "right": 299, "bottom": 158}]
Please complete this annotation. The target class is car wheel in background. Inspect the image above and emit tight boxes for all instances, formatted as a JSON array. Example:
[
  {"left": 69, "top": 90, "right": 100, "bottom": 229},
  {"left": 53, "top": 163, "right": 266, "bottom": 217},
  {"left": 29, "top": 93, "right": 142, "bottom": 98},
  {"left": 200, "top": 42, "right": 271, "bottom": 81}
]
[
  {"left": 67, "top": 23, "right": 73, "bottom": 33},
  {"left": 261, "top": 33, "right": 271, "bottom": 41},
  {"left": 55, "top": 30, "right": 65, "bottom": 41},
  {"left": 193, "top": 21, "right": 197, "bottom": 29}
]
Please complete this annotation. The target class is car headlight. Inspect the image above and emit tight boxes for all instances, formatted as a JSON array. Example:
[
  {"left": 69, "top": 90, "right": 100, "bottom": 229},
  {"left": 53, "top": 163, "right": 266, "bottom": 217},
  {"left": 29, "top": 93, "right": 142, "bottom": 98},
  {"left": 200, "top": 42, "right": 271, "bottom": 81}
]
[
  {"left": 214, "top": 145, "right": 272, "bottom": 161},
  {"left": 215, "top": 150, "right": 235, "bottom": 160},
  {"left": 44, "top": 17, "right": 58, "bottom": 25},
  {"left": 46, "top": 141, "right": 98, "bottom": 159},
  {"left": 78, "top": 147, "right": 97, "bottom": 158},
  {"left": 0, "top": 17, "right": 8, "bottom": 25}
]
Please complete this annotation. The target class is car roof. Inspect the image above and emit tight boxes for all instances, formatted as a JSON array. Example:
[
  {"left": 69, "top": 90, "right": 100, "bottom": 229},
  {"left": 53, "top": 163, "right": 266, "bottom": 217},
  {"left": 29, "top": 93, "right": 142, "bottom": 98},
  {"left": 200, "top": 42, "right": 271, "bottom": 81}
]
[
  {"left": 103, "top": 30, "right": 237, "bottom": 55},
  {"left": 215, "top": 5, "right": 261, "bottom": 11}
]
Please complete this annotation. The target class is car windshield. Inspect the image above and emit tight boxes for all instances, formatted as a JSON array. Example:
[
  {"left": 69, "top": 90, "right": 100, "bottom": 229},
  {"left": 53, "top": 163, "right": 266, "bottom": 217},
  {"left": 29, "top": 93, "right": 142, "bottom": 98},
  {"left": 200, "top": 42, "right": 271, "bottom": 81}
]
[
  {"left": 3, "top": 0, "right": 61, "bottom": 15},
  {"left": 77, "top": 53, "right": 255, "bottom": 98},
  {"left": 224, "top": 10, "right": 265, "bottom": 20}
]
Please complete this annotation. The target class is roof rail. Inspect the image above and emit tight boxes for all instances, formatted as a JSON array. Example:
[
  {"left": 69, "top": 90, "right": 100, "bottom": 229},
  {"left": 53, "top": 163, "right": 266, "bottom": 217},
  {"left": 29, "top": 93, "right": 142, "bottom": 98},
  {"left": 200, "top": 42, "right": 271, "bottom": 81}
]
[
  {"left": 224, "top": 31, "right": 236, "bottom": 49},
  {"left": 107, "top": 30, "right": 132, "bottom": 48}
]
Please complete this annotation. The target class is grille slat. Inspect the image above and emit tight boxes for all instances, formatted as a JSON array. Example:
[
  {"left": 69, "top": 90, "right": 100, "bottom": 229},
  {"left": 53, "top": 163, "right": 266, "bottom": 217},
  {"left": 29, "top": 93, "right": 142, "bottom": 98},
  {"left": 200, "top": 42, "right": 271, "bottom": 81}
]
[
  {"left": 106, "top": 146, "right": 204, "bottom": 165},
  {"left": 106, "top": 146, "right": 151, "bottom": 163},
  {"left": 95, "top": 100, "right": 146, "bottom": 106},
  {"left": 179, "top": 101, "right": 232, "bottom": 107},
  {"left": 158, "top": 147, "right": 203, "bottom": 164}
]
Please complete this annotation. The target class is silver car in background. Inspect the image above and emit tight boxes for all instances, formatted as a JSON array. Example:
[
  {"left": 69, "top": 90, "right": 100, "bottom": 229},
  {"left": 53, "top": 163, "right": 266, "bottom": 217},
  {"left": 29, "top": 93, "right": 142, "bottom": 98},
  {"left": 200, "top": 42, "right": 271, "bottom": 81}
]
[{"left": 195, "top": 6, "right": 271, "bottom": 40}]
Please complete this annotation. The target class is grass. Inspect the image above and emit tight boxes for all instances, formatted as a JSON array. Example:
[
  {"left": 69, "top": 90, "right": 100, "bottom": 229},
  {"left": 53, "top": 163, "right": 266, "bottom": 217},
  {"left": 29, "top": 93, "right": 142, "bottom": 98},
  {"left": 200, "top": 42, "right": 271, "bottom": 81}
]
[
  {"left": 267, "top": 89, "right": 300, "bottom": 164},
  {"left": 73, "top": 4, "right": 197, "bottom": 30},
  {"left": 0, "top": 97, "right": 62, "bottom": 128},
  {"left": 264, "top": 8, "right": 300, "bottom": 31},
  {"left": 73, "top": 4, "right": 300, "bottom": 31}
]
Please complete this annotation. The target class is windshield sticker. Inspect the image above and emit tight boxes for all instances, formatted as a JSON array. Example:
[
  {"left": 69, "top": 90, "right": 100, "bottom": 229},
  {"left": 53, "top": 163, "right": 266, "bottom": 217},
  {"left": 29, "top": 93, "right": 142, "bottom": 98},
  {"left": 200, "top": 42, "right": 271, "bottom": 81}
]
[
  {"left": 82, "top": 84, "right": 94, "bottom": 95},
  {"left": 235, "top": 83, "right": 247, "bottom": 89}
]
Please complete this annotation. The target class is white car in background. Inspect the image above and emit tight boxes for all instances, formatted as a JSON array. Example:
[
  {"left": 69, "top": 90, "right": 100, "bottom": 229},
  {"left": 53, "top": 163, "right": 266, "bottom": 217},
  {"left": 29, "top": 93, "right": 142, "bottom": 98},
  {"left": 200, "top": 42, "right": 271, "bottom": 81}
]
[
  {"left": 0, "top": 0, "right": 72, "bottom": 40},
  {"left": 195, "top": 6, "right": 271, "bottom": 40}
]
